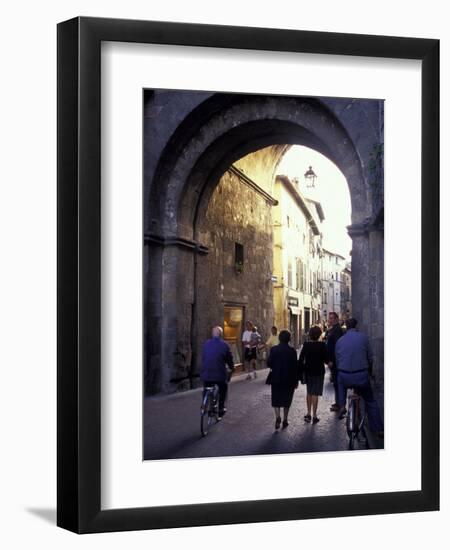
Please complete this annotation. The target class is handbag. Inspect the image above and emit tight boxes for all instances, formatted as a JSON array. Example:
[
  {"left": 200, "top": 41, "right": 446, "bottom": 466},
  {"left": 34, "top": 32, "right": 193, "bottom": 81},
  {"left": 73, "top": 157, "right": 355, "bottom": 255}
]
[
  {"left": 298, "top": 361, "right": 306, "bottom": 384},
  {"left": 265, "top": 370, "right": 273, "bottom": 385}
]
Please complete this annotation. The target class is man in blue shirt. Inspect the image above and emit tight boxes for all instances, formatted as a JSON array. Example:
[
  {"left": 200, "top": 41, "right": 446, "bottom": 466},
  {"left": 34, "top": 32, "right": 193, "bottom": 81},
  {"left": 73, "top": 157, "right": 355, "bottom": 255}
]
[
  {"left": 335, "top": 318, "right": 384, "bottom": 436},
  {"left": 200, "top": 326, "right": 235, "bottom": 418}
]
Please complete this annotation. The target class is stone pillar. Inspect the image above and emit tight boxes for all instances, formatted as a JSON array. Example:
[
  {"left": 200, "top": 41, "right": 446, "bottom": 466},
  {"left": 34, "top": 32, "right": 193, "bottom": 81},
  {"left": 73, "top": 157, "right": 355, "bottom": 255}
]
[
  {"left": 145, "top": 237, "right": 202, "bottom": 395},
  {"left": 159, "top": 245, "right": 196, "bottom": 393},
  {"left": 347, "top": 223, "right": 384, "bottom": 386},
  {"left": 368, "top": 227, "right": 384, "bottom": 385},
  {"left": 144, "top": 243, "right": 163, "bottom": 395},
  {"left": 159, "top": 246, "right": 179, "bottom": 393},
  {"left": 348, "top": 225, "right": 371, "bottom": 334}
]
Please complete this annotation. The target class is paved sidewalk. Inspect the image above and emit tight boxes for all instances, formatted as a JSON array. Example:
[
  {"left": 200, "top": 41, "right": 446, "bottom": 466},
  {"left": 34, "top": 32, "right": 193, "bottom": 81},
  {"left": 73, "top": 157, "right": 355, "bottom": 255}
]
[{"left": 143, "top": 369, "right": 383, "bottom": 460}]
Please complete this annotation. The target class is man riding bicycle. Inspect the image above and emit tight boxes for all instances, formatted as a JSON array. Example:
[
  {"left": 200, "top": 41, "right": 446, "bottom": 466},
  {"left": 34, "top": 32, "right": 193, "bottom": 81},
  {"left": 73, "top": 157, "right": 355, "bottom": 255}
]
[
  {"left": 335, "top": 318, "right": 384, "bottom": 438},
  {"left": 200, "top": 326, "right": 235, "bottom": 419}
]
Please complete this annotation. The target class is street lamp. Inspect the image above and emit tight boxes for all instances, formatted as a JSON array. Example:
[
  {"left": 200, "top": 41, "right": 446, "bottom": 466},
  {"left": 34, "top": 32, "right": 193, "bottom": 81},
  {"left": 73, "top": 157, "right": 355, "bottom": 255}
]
[{"left": 304, "top": 165, "right": 317, "bottom": 188}]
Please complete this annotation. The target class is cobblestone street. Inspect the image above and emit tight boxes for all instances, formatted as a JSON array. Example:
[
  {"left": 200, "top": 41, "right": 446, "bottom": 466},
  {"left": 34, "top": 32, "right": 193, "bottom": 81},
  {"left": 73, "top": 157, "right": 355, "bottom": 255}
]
[{"left": 143, "top": 368, "right": 383, "bottom": 460}]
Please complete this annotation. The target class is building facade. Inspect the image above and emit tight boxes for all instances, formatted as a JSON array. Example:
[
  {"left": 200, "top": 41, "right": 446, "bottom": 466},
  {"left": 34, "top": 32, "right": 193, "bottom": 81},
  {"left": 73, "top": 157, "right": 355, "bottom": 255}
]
[
  {"left": 341, "top": 264, "right": 352, "bottom": 319},
  {"left": 321, "top": 249, "right": 347, "bottom": 320},
  {"left": 272, "top": 175, "right": 325, "bottom": 348}
]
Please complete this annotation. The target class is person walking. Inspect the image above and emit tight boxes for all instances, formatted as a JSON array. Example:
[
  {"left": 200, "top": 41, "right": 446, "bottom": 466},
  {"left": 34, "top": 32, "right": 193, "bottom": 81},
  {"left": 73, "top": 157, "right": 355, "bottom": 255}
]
[
  {"left": 325, "top": 312, "right": 343, "bottom": 411},
  {"left": 249, "top": 325, "right": 262, "bottom": 377},
  {"left": 266, "top": 330, "right": 299, "bottom": 430},
  {"left": 242, "top": 321, "right": 258, "bottom": 380},
  {"left": 298, "top": 325, "right": 329, "bottom": 424},
  {"left": 200, "top": 326, "right": 235, "bottom": 419},
  {"left": 335, "top": 318, "right": 384, "bottom": 437},
  {"left": 265, "top": 326, "right": 279, "bottom": 351}
]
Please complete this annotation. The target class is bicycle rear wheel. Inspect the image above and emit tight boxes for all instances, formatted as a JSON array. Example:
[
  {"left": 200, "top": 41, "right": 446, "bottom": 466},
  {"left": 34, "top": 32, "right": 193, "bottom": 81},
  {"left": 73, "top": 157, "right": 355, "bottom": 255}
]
[
  {"left": 200, "top": 391, "right": 213, "bottom": 437},
  {"left": 346, "top": 398, "right": 357, "bottom": 449},
  {"left": 348, "top": 432, "right": 356, "bottom": 450},
  {"left": 358, "top": 399, "right": 370, "bottom": 449},
  {"left": 346, "top": 399, "right": 355, "bottom": 437}
]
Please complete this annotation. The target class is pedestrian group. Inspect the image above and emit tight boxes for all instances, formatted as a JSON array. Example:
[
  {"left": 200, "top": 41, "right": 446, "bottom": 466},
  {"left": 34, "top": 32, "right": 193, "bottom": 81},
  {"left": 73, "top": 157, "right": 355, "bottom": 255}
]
[{"left": 200, "top": 313, "right": 384, "bottom": 438}]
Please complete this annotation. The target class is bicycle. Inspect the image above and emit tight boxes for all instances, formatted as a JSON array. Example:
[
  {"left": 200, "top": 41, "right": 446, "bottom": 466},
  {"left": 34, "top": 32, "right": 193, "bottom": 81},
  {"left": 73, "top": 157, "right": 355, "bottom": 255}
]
[
  {"left": 200, "top": 384, "right": 220, "bottom": 437},
  {"left": 345, "top": 386, "right": 369, "bottom": 450}
]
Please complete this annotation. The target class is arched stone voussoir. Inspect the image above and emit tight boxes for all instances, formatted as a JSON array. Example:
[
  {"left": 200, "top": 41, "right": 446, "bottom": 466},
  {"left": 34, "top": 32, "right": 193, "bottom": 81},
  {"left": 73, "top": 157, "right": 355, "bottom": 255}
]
[{"left": 149, "top": 94, "right": 371, "bottom": 237}]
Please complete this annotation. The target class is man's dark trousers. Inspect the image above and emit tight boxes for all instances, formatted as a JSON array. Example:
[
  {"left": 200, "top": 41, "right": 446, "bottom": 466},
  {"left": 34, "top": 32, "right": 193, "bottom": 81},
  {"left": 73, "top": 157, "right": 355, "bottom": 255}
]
[
  {"left": 203, "top": 380, "right": 228, "bottom": 412},
  {"left": 330, "top": 365, "right": 339, "bottom": 404},
  {"left": 337, "top": 370, "right": 383, "bottom": 432}
]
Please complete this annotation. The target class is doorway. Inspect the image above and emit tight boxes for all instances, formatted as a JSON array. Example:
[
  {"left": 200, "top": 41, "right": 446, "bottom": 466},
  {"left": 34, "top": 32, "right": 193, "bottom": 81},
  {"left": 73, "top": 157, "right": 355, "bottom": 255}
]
[{"left": 223, "top": 305, "right": 244, "bottom": 367}]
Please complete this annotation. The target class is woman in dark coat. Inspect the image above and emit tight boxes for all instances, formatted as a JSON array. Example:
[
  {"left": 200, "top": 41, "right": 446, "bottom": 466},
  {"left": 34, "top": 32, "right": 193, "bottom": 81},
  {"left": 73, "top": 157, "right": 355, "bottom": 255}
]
[
  {"left": 267, "top": 330, "right": 299, "bottom": 429},
  {"left": 298, "top": 325, "right": 329, "bottom": 424}
]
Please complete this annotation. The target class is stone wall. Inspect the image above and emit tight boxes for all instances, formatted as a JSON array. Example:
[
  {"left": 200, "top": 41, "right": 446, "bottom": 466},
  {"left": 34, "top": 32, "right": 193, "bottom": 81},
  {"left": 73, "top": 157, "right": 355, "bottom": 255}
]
[
  {"left": 194, "top": 167, "right": 275, "bottom": 373},
  {"left": 143, "top": 90, "right": 384, "bottom": 395}
]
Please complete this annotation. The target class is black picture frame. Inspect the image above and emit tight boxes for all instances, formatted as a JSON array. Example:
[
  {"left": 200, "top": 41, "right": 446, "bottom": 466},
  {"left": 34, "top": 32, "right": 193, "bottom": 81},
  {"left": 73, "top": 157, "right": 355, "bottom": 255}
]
[{"left": 57, "top": 16, "right": 439, "bottom": 534}]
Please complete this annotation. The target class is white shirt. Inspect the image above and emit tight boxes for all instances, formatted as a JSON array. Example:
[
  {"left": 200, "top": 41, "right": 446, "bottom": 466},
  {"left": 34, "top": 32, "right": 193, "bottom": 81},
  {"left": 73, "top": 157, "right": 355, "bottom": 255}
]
[{"left": 242, "top": 330, "right": 252, "bottom": 348}]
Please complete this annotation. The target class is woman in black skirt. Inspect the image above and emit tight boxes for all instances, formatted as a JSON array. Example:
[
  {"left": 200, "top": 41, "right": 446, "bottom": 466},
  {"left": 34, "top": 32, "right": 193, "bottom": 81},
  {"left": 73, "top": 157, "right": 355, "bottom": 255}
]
[
  {"left": 298, "top": 325, "right": 329, "bottom": 424},
  {"left": 266, "top": 330, "right": 299, "bottom": 429}
]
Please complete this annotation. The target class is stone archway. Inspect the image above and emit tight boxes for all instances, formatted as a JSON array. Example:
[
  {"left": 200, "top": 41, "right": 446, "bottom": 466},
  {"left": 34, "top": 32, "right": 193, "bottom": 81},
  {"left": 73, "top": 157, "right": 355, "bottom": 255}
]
[{"left": 144, "top": 92, "right": 383, "bottom": 395}]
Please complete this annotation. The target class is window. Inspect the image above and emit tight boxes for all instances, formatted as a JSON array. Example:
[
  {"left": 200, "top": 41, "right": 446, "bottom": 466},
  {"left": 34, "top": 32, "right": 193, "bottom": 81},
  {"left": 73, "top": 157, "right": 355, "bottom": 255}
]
[
  {"left": 288, "top": 260, "right": 293, "bottom": 288},
  {"left": 296, "top": 258, "right": 302, "bottom": 290},
  {"left": 235, "top": 242, "right": 244, "bottom": 271}
]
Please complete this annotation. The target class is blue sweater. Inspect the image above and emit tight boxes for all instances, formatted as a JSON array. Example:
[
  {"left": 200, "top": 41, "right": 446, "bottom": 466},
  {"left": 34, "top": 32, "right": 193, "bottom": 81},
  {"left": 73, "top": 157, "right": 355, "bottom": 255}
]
[
  {"left": 200, "top": 337, "right": 234, "bottom": 382},
  {"left": 335, "top": 329, "right": 373, "bottom": 373}
]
